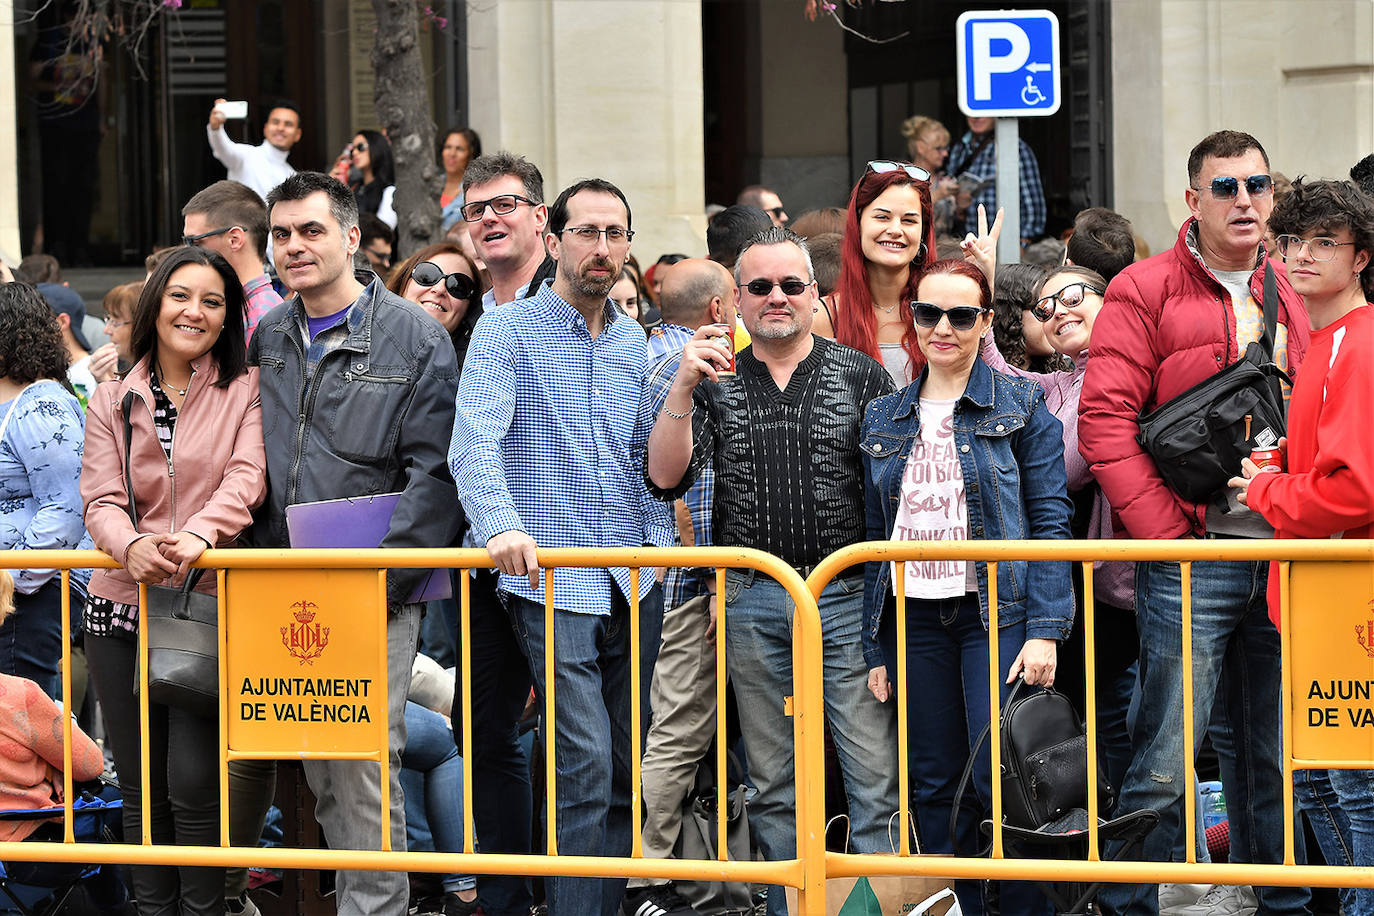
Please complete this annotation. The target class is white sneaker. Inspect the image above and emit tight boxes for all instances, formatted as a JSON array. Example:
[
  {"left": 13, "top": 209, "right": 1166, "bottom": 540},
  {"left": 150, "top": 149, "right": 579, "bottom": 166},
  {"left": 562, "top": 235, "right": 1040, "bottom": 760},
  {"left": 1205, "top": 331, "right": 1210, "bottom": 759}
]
[
  {"left": 1159, "top": 883, "right": 1211, "bottom": 913},
  {"left": 1167, "top": 884, "right": 1258, "bottom": 916}
]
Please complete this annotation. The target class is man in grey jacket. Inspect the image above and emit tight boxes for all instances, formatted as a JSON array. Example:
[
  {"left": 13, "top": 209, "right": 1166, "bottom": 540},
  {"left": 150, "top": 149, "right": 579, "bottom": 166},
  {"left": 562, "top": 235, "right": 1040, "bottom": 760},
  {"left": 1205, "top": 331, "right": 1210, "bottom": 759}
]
[{"left": 249, "top": 171, "right": 462, "bottom": 915}]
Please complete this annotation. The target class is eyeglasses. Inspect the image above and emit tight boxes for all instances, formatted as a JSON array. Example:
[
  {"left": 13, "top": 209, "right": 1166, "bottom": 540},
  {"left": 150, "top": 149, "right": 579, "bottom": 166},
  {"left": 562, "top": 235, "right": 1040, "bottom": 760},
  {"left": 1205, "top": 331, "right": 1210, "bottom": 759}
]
[
  {"left": 1275, "top": 234, "right": 1356, "bottom": 262},
  {"left": 102, "top": 316, "right": 129, "bottom": 329},
  {"left": 460, "top": 194, "right": 537, "bottom": 223},
  {"left": 365, "top": 246, "right": 392, "bottom": 267},
  {"left": 182, "top": 226, "right": 239, "bottom": 247},
  {"left": 1191, "top": 174, "right": 1274, "bottom": 200},
  {"left": 866, "top": 160, "right": 932, "bottom": 183},
  {"left": 1032, "top": 282, "right": 1105, "bottom": 322},
  {"left": 910, "top": 302, "right": 990, "bottom": 331},
  {"left": 410, "top": 261, "right": 477, "bottom": 300},
  {"left": 767, "top": 207, "right": 787, "bottom": 219},
  {"left": 740, "top": 278, "right": 810, "bottom": 297},
  {"left": 560, "top": 226, "right": 634, "bottom": 244}
]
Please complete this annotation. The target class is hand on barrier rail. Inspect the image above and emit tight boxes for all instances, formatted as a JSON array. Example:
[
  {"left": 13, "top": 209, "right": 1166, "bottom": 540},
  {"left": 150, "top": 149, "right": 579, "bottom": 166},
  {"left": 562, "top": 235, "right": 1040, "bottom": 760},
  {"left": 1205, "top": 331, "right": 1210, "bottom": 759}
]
[
  {"left": 125, "top": 535, "right": 179, "bottom": 584},
  {"left": 1007, "top": 637, "right": 1057, "bottom": 686},
  {"left": 159, "top": 531, "right": 210, "bottom": 582},
  {"left": 487, "top": 529, "right": 541, "bottom": 588}
]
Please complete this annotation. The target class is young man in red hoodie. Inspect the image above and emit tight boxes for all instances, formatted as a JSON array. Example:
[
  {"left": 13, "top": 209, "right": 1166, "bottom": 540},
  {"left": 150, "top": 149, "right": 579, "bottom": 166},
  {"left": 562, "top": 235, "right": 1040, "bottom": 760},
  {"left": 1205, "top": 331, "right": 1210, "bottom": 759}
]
[{"left": 1231, "top": 179, "right": 1374, "bottom": 916}]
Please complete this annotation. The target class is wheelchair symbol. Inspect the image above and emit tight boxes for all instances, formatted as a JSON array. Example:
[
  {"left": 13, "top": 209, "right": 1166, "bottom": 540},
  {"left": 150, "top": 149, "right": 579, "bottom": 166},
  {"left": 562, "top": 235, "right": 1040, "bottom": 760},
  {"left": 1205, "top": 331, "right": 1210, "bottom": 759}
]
[{"left": 1021, "top": 76, "right": 1047, "bottom": 105}]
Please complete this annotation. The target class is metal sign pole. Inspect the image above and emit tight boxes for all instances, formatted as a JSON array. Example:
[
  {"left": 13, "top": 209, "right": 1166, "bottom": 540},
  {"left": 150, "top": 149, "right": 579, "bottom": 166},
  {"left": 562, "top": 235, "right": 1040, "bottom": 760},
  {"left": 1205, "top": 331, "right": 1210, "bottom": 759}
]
[{"left": 995, "top": 117, "right": 1021, "bottom": 265}]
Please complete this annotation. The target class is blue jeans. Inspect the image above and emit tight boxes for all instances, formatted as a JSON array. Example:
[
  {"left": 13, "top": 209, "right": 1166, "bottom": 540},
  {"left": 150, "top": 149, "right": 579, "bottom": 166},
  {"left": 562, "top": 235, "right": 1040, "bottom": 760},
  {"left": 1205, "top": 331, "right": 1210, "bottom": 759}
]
[
  {"left": 451, "top": 569, "right": 532, "bottom": 916},
  {"left": 1325, "top": 768, "right": 1374, "bottom": 915},
  {"left": 1099, "top": 560, "right": 1307, "bottom": 916},
  {"left": 724, "top": 570, "right": 898, "bottom": 916},
  {"left": 878, "top": 591, "right": 1052, "bottom": 916},
  {"left": 401, "top": 701, "right": 475, "bottom": 894},
  {"left": 1295, "top": 769, "right": 1355, "bottom": 914},
  {"left": 506, "top": 583, "right": 663, "bottom": 916},
  {"left": 0, "top": 578, "right": 62, "bottom": 698}
]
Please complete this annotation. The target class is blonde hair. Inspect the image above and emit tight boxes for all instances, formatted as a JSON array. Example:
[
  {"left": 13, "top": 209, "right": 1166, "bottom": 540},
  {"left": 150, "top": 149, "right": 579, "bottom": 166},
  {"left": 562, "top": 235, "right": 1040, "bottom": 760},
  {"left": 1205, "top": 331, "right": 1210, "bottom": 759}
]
[
  {"left": 0, "top": 571, "right": 15, "bottom": 627},
  {"left": 901, "top": 115, "right": 949, "bottom": 160}
]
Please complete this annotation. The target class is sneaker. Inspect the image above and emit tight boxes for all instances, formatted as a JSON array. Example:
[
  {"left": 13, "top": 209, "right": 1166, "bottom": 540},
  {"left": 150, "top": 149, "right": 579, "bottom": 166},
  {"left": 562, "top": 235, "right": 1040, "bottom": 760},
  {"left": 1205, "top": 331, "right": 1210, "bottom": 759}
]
[
  {"left": 1168, "top": 884, "right": 1259, "bottom": 916},
  {"left": 225, "top": 892, "right": 261, "bottom": 916},
  {"left": 1159, "top": 883, "right": 1211, "bottom": 913},
  {"left": 413, "top": 894, "right": 480, "bottom": 916},
  {"left": 620, "top": 883, "right": 702, "bottom": 916}
]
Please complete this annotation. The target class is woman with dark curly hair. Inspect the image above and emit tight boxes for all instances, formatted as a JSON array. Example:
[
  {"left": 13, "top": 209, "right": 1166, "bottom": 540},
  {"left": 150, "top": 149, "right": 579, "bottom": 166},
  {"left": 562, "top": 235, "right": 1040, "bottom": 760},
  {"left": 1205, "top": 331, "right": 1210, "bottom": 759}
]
[
  {"left": 81, "top": 246, "right": 265, "bottom": 916},
  {"left": 0, "top": 282, "right": 88, "bottom": 699},
  {"left": 990, "top": 262, "right": 1059, "bottom": 373}
]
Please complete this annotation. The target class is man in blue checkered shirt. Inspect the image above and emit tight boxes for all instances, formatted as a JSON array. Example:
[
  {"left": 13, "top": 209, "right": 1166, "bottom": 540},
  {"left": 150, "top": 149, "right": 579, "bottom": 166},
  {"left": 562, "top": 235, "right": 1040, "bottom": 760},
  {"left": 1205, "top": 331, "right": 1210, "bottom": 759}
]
[
  {"left": 450, "top": 178, "right": 675, "bottom": 916},
  {"left": 947, "top": 115, "right": 1047, "bottom": 244}
]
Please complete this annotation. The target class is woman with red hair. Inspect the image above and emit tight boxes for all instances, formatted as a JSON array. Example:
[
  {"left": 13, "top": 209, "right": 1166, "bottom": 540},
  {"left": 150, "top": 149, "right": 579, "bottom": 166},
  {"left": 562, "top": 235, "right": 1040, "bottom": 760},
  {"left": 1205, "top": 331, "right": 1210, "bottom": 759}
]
[{"left": 817, "top": 161, "right": 998, "bottom": 386}]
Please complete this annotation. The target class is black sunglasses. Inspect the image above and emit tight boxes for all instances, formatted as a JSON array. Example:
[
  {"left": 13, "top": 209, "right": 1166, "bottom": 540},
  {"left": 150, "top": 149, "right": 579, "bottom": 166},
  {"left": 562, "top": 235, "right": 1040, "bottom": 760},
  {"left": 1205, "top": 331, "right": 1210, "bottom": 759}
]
[
  {"left": 1031, "top": 282, "right": 1105, "bottom": 322},
  {"left": 741, "top": 278, "right": 809, "bottom": 297},
  {"left": 911, "top": 302, "right": 989, "bottom": 331},
  {"left": 183, "top": 226, "right": 238, "bottom": 247},
  {"left": 1192, "top": 174, "right": 1273, "bottom": 200},
  {"left": 411, "top": 261, "right": 476, "bottom": 300},
  {"left": 866, "top": 160, "right": 932, "bottom": 183}
]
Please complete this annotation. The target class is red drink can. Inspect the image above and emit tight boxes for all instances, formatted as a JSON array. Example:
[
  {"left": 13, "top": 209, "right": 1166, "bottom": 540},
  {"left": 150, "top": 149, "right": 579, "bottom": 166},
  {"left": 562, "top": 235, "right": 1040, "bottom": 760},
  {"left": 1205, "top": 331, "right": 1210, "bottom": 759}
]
[
  {"left": 1250, "top": 447, "right": 1283, "bottom": 473},
  {"left": 716, "top": 323, "right": 736, "bottom": 376}
]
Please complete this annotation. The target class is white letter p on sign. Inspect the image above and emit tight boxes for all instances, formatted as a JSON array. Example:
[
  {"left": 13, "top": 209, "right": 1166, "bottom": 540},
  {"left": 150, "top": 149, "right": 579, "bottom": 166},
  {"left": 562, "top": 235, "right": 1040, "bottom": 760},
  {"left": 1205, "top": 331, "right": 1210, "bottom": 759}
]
[{"left": 970, "top": 22, "right": 1030, "bottom": 100}]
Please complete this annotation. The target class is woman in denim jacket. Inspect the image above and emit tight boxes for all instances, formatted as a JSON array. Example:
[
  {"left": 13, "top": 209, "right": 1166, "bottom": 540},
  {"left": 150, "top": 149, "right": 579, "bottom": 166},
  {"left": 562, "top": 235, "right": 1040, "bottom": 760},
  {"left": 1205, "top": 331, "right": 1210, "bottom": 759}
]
[{"left": 859, "top": 259, "right": 1073, "bottom": 916}]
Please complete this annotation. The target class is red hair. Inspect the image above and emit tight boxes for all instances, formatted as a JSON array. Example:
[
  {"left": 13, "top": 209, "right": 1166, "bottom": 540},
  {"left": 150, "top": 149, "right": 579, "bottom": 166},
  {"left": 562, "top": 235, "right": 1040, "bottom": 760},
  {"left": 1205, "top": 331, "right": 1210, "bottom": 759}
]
[
  {"left": 833, "top": 167, "right": 937, "bottom": 379},
  {"left": 917, "top": 258, "right": 992, "bottom": 310}
]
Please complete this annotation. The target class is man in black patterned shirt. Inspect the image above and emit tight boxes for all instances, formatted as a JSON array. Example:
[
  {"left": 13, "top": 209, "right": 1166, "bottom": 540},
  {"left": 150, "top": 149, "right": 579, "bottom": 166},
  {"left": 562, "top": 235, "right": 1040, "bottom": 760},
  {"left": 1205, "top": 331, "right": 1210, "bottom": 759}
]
[{"left": 647, "top": 227, "right": 899, "bottom": 916}]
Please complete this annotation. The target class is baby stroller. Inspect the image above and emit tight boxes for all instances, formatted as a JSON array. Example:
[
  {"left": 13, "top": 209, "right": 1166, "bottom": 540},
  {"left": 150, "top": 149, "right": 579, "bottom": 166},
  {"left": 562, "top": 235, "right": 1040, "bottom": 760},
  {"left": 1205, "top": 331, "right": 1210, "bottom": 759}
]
[{"left": 0, "top": 786, "right": 127, "bottom": 916}]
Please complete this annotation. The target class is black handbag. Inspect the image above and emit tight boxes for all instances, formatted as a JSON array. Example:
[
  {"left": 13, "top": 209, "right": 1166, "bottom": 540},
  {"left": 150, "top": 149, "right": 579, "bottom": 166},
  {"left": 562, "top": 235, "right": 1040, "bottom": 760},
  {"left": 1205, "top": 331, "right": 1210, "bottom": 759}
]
[
  {"left": 1135, "top": 264, "right": 1288, "bottom": 503},
  {"left": 121, "top": 392, "right": 220, "bottom": 718},
  {"left": 951, "top": 679, "right": 1114, "bottom": 851}
]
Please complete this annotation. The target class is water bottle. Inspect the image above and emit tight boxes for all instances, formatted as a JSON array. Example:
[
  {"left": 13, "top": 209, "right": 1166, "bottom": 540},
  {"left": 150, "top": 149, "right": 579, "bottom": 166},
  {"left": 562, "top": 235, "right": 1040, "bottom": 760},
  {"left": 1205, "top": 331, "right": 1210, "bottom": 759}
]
[{"left": 1200, "top": 780, "right": 1227, "bottom": 828}]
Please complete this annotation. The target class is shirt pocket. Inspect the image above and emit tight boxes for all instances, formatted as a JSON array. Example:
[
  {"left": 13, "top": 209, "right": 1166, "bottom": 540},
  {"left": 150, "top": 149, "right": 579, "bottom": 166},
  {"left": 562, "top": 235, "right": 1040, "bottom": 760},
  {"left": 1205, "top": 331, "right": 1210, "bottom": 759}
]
[{"left": 859, "top": 430, "right": 907, "bottom": 491}]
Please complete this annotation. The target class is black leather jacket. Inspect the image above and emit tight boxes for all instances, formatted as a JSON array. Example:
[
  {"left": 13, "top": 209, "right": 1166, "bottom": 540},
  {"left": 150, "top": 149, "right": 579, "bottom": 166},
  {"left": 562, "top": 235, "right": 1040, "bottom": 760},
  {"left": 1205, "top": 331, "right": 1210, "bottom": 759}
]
[{"left": 247, "top": 280, "right": 463, "bottom": 607}]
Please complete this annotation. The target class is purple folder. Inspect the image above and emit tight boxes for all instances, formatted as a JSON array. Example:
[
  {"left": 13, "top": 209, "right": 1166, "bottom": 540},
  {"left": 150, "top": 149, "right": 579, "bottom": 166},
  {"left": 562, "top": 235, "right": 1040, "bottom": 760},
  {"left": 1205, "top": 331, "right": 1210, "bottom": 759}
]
[{"left": 284, "top": 493, "right": 452, "bottom": 602}]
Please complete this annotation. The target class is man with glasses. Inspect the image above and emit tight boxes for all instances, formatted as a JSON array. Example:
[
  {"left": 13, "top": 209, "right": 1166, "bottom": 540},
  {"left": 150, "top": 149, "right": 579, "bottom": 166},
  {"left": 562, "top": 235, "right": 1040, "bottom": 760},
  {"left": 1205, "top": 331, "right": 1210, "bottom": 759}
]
[
  {"left": 1080, "top": 130, "right": 1311, "bottom": 916},
  {"left": 461, "top": 151, "right": 556, "bottom": 309},
  {"left": 451, "top": 179, "right": 674, "bottom": 916},
  {"left": 647, "top": 228, "right": 898, "bottom": 916},
  {"left": 181, "top": 180, "right": 282, "bottom": 339},
  {"left": 736, "top": 185, "right": 789, "bottom": 228}
]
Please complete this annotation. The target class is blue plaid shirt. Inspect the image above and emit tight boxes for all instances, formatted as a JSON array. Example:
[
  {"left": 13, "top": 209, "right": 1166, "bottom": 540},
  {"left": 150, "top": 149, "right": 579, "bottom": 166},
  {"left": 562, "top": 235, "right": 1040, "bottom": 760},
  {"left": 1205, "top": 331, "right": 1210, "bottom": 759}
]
[
  {"left": 449, "top": 280, "right": 674, "bottom": 615},
  {"left": 647, "top": 347, "right": 714, "bottom": 609},
  {"left": 647, "top": 323, "right": 694, "bottom": 364},
  {"left": 948, "top": 130, "right": 1047, "bottom": 239}
]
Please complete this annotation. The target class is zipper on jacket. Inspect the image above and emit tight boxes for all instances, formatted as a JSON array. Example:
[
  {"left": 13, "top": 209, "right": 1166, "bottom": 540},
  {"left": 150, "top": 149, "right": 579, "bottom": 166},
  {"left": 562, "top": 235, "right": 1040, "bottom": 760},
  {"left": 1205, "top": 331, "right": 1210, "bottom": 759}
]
[{"left": 283, "top": 334, "right": 365, "bottom": 510}]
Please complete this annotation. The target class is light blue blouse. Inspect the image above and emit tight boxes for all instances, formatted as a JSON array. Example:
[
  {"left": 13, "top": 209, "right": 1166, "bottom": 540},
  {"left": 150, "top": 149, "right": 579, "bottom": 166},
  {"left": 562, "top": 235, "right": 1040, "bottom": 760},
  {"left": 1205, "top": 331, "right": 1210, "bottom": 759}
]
[{"left": 0, "top": 381, "right": 89, "bottom": 594}]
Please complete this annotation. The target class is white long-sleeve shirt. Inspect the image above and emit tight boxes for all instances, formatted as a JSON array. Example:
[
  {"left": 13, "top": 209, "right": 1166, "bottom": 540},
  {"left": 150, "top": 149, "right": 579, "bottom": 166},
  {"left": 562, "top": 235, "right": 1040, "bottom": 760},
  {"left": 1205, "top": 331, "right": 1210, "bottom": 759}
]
[{"left": 206, "top": 126, "right": 295, "bottom": 202}]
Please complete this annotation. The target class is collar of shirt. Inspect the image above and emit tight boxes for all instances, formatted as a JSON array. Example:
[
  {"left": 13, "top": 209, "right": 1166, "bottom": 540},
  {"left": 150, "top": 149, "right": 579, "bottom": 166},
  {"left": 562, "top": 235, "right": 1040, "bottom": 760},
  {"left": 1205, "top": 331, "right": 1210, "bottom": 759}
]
[
  {"left": 257, "top": 139, "right": 292, "bottom": 164},
  {"left": 532, "top": 279, "right": 620, "bottom": 333},
  {"left": 289, "top": 277, "right": 377, "bottom": 348},
  {"left": 243, "top": 273, "right": 274, "bottom": 297},
  {"left": 482, "top": 279, "right": 533, "bottom": 312}
]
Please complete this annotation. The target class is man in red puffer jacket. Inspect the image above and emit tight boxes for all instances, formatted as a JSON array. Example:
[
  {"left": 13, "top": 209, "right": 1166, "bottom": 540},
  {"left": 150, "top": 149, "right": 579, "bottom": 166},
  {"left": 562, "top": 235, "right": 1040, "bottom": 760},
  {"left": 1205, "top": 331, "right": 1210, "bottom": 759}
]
[{"left": 1080, "top": 130, "right": 1311, "bottom": 916}]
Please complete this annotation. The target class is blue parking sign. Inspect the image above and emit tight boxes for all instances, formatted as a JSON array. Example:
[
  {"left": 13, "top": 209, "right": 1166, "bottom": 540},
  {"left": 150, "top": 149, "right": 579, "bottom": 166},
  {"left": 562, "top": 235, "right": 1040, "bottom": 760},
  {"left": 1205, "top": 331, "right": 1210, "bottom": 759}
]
[{"left": 957, "top": 10, "right": 1060, "bottom": 118}]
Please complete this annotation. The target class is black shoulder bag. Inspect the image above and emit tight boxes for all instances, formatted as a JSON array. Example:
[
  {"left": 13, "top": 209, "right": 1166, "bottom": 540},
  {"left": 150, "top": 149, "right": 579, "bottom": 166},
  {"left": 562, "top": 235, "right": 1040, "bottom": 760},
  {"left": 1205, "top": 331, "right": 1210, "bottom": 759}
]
[
  {"left": 123, "top": 391, "right": 219, "bottom": 718},
  {"left": 1135, "top": 264, "right": 1288, "bottom": 503}
]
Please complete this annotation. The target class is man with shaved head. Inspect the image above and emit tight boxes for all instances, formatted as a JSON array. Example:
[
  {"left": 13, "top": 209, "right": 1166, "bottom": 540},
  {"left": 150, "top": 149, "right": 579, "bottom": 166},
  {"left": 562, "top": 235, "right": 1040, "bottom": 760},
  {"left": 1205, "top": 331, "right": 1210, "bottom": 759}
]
[{"left": 622, "top": 259, "right": 737, "bottom": 916}]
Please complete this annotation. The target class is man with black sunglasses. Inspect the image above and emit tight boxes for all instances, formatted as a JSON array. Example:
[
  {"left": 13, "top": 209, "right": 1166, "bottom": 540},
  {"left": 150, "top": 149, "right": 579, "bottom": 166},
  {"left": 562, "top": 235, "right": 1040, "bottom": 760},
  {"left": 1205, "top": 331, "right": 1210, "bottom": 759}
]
[
  {"left": 647, "top": 227, "right": 898, "bottom": 916},
  {"left": 736, "top": 185, "right": 789, "bottom": 228},
  {"left": 182, "top": 180, "right": 282, "bottom": 341},
  {"left": 1080, "top": 130, "right": 1311, "bottom": 916}
]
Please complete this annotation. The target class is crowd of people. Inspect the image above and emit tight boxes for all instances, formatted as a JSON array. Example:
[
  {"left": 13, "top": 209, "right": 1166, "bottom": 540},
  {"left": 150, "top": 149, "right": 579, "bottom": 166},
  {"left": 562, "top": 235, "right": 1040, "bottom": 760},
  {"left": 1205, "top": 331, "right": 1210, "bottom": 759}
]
[{"left": 0, "top": 99, "right": 1372, "bottom": 916}]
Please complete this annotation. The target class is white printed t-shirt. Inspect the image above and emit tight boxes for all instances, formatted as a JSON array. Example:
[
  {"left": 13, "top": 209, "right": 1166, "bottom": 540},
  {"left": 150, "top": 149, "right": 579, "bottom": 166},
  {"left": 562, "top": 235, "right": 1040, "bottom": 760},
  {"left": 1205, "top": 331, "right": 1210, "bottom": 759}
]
[{"left": 890, "top": 397, "right": 977, "bottom": 598}]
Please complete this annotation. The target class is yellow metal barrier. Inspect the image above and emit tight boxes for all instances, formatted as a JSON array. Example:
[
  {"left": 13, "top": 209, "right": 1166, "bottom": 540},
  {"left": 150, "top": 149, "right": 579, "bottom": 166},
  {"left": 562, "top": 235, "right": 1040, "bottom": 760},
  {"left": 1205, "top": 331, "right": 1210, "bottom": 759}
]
[
  {"left": 12, "top": 540, "right": 1374, "bottom": 913},
  {"left": 807, "top": 539, "right": 1374, "bottom": 895},
  {"left": 0, "top": 547, "right": 830, "bottom": 914}
]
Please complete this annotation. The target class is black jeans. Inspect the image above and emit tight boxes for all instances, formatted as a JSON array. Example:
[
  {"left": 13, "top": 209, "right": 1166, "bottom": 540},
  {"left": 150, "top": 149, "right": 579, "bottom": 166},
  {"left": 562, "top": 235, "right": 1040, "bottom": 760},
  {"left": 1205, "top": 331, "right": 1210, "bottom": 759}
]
[
  {"left": 451, "top": 569, "right": 533, "bottom": 916},
  {"left": 86, "top": 633, "right": 223, "bottom": 916}
]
